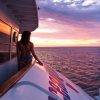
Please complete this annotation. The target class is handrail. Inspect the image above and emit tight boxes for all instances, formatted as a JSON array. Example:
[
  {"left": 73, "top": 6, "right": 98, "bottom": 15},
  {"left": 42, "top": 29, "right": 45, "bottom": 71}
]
[
  {"left": 13, "top": 81, "right": 61, "bottom": 100},
  {"left": 0, "top": 59, "right": 36, "bottom": 97}
]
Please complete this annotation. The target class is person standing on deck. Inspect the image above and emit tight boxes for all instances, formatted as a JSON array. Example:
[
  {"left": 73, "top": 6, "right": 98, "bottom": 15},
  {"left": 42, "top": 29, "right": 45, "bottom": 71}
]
[{"left": 17, "top": 31, "right": 43, "bottom": 70}]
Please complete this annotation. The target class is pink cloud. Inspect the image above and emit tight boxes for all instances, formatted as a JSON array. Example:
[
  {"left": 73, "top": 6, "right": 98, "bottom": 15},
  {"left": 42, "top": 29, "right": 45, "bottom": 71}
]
[{"left": 31, "top": 9, "right": 100, "bottom": 46}]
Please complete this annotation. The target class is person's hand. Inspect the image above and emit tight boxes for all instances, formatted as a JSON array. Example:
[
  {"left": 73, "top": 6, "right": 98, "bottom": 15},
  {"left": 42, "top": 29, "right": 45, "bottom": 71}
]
[{"left": 37, "top": 61, "right": 43, "bottom": 66}]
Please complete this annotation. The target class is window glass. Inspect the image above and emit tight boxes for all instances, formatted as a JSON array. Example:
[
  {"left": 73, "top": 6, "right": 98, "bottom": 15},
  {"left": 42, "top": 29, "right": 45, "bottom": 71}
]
[
  {"left": 11, "top": 30, "right": 18, "bottom": 58},
  {"left": 0, "top": 32, "right": 10, "bottom": 64},
  {"left": 0, "top": 42, "right": 10, "bottom": 64},
  {"left": 0, "top": 20, "right": 11, "bottom": 64}
]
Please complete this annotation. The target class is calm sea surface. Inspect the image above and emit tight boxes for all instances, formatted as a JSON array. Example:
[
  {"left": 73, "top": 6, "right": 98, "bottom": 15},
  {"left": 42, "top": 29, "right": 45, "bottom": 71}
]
[{"left": 35, "top": 47, "right": 100, "bottom": 97}]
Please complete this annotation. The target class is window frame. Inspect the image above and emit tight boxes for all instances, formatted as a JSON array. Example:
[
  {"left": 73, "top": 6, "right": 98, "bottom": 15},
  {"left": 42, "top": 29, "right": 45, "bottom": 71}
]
[{"left": 0, "top": 19, "right": 19, "bottom": 62}]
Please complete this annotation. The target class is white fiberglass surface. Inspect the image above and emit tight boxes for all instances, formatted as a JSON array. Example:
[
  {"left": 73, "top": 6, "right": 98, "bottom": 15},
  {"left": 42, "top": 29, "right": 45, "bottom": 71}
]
[
  {"left": 1, "top": 64, "right": 94, "bottom": 100},
  {"left": 0, "top": 64, "right": 59, "bottom": 100}
]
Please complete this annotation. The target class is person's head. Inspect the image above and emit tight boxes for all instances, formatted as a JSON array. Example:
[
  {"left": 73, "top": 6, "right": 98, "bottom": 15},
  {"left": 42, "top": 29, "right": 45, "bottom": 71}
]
[{"left": 21, "top": 31, "right": 31, "bottom": 44}]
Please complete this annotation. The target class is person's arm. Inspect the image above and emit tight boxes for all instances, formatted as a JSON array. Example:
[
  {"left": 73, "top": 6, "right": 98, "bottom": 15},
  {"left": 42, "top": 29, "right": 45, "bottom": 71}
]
[{"left": 30, "top": 43, "right": 43, "bottom": 66}]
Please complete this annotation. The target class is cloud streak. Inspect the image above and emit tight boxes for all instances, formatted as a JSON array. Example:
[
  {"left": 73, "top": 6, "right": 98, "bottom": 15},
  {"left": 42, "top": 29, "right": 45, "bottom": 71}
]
[{"left": 37, "top": 0, "right": 100, "bottom": 21}]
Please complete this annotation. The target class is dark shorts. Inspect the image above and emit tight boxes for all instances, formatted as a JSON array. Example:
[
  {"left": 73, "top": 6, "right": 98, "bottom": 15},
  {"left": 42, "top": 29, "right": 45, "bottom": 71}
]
[
  {"left": 18, "top": 55, "right": 33, "bottom": 70},
  {"left": 19, "top": 55, "right": 32, "bottom": 62}
]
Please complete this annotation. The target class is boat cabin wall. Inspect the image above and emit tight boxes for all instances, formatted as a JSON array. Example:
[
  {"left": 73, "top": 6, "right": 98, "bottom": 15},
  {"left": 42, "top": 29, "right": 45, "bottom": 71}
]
[{"left": 0, "top": 1, "right": 19, "bottom": 86}]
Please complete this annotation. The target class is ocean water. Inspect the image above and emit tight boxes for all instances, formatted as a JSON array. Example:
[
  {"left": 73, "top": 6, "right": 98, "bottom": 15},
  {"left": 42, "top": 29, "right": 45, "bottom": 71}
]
[{"left": 35, "top": 47, "right": 100, "bottom": 97}]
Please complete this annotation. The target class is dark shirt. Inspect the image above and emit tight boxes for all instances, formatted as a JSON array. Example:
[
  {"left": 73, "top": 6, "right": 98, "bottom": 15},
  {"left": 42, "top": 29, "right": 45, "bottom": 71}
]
[
  {"left": 17, "top": 41, "right": 34, "bottom": 57},
  {"left": 17, "top": 41, "right": 34, "bottom": 70}
]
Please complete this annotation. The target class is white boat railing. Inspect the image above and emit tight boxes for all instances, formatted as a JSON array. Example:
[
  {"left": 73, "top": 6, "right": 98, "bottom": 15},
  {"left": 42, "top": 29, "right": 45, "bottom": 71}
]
[{"left": 13, "top": 81, "right": 61, "bottom": 100}]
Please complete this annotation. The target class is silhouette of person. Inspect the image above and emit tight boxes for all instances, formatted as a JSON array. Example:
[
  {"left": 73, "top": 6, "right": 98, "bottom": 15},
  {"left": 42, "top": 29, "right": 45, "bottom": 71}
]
[{"left": 17, "top": 31, "right": 43, "bottom": 70}]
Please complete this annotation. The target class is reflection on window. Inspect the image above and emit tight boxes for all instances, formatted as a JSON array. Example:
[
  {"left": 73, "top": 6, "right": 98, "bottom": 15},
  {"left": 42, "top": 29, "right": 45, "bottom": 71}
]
[
  {"left": 0, "top": 32, "right": 10, "bottom": 64},
  {"left": 0, "top": 20, "right": 11, "bottom": 35},
  {"left": 0, "top": 20, "right": 11, "bottom": 64},
  {"left": 0, "top": 31, "right": 10, "bottom": 43},
  {"left": 0, "top": 44, "right": 10, "bottom": 64}
]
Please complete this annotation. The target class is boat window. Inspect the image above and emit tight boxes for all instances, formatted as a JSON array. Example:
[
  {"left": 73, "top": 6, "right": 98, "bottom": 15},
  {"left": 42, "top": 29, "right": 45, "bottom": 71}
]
[
  {"left": 11, "top": 30, "right": 18, "bottom": 58},
  {"left": 12, "top": 32, "right": 17, "bottom": 43},
  {"left": 0, "top": 20, "right": 19, "bottom": 63},
  {"left": 0, "top": 20, "right": 19, "bottom": 87},
  {"left": 0, "top": 20, "right": 11, "bottom": 64}
]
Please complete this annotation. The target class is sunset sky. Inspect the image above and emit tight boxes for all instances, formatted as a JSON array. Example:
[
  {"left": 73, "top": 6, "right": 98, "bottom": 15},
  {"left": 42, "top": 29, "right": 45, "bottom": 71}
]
[{"left": 31, "top": 0, "right": 100, "bottom": 47}]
